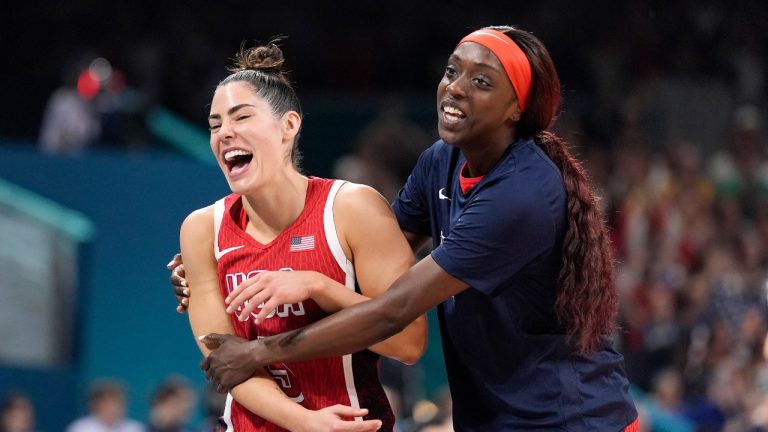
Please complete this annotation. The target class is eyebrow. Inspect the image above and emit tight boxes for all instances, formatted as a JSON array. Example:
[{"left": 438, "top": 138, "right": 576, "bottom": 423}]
[
  {"left": 208, "top": 103, "right": 256, "bottom": 120},
  {"left": 449, "top": 53, "right": 502, "bottom": 73}
]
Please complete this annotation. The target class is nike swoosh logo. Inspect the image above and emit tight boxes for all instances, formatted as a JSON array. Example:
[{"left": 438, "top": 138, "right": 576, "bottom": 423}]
[
  {"left": 438, "top": 188, "right": 451, "bottom": 201},
  {"left": 215, "top": 245, "right": 244, "bottom": 260}
]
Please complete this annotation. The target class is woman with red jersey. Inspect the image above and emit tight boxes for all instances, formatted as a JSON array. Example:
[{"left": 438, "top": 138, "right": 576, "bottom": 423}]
[{"left": 179, "top": 42, "right": 426, "bottom": 432}]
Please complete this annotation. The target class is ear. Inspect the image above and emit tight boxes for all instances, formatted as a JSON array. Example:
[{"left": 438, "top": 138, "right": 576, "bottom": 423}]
[
  {"left": 507, "top": 100, "right": 522, "bottom": 124},
  {"left": 281, "top": 111, "right": 302, "bottom": 143}
]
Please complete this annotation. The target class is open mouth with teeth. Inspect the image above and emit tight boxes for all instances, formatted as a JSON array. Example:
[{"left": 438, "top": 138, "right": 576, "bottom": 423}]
[
  {"left": 223, "top": 149, "right": 254, "bottom": 175},
  {"left": 442, "top": 105, "right": 466, "bottom": 122}
]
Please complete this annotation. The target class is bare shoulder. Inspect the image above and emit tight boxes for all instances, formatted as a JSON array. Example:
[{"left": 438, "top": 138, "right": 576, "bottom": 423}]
[
  {"left": 333, "top": 182, "right": 392, "bottom": 218},
  {"left": 180, "top": 205, "right": 215, "bottom": 240},
  {"left": 332, "top": 182, "right": 400, "bottom": 259}
]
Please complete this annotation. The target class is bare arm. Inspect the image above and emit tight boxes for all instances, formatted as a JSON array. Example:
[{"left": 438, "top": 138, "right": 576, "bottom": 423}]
[
  {"left": 333, "top": 184, "right": 426, "bottom": 364},
  {"left": 202, "top": 255, "right": 468, "bottom": 391},
  {"left": 168, "top": 220, "right": 428, "bottom": 315},
  {"left": 181, "top": 208, "right": 380, "bottom": 432},
  {"left": 225, "top": 184, "right": 427, "bottom": 364},
  {"left": 260, "top": 256, "right": 465, "bottom": 365}
]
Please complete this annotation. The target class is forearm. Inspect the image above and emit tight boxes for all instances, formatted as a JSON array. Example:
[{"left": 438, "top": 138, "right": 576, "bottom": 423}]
[
  {"left": 254, "top": 257, "right": 456, "bottom": 366},
  {"left": 310, "top": 271, "right": 368, "bottom": 313},
  {"left": 367, "top": 315, "right": 426, "bottom": 364},
  {"left": 260, "top": 296, "right": 406, "bottom": 365},
  {"left": 312, "top": 272, "right": 426, "bottom": 363},
  {"left": 231, "top": 374, "right": 313, "bottom": 432}
]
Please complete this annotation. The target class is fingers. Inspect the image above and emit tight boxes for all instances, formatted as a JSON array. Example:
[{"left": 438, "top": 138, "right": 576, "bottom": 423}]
[
  {"left": 171, "top": 265, "right": 189, "bottom": 293},
  {"left": 169, "top": 254, "right": 188, "bottom": 313},
  {"left": 253, "top": 297, "right": 280, "bottom": 324},
  {"left": 339, "top": 419, "right": 382, "bottom": 431},
  {"left": 236, "top": 298, "right": 261, "bottom": 322},
  {"left": 199, "top": 333, "right": 225, "bottom": 350},
  {"left": 328, "top": 405, "right": 370, "bottom": 418},
  {"left": 166, "top": 253, "right": 182, "bottom": 270},
  {"left": 352, "top": 420, "right": 383, "bottom": 432},
  {"left": 236, "top": 286, "right": 275, "bottom": 321},
  {"left": 175, "top": 297, "right": 189, "bottom": 314},
  {"left": 334, "top": 406, "right": 381, "bottom": 431},
  {"left": 226, "top": 275, "right": 264, "bottom": 311},
  {"left": 199, "top": 350, "right": 229, "bottom": 394}
]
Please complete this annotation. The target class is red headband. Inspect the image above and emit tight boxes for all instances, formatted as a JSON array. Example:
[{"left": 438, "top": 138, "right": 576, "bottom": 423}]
[{"left": 458, "top": 29, "right": 532, "bottom": 112}]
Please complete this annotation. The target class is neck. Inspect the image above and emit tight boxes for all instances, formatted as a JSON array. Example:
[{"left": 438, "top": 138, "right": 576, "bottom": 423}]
[
  {"left": 461, "top": 139, "right": 516, "bottom": 177},
  {"left": 241, "top": 171, "right": 308, "bottom": 242},
  {"left": 456, "top": 127, "right": 517, "bottom": 177}
]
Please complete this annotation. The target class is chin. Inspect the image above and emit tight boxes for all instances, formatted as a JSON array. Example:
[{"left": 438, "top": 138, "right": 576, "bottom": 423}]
[
  {"left": 225, "top": 178, "right": 252, "bottom": 196},
  {"left": 438, "top": 130, "right": 461, "bottom": 147}
]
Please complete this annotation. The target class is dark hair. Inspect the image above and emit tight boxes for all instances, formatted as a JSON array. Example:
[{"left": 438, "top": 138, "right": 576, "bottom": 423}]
[
  {"left": 218, "top": 40, "right": 303, "bottom": 169},
  {"left": 150, "top": 376, "right": 192, "bottom": 405},
  {"left": 1, "top": 392, "right": 33, "bottom": 412},
  {"left": 490, "top": 26, "right": 618, "bottom": 353},
  {"left": 88, "top": 380, "right": 126, "bottom": 404}
]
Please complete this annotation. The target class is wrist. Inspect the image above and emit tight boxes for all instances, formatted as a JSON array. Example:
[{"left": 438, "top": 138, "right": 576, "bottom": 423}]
[
  {"left": 287, "top": 408, "right": 313, "bottom": 432},
  {"left": 244, "top": 339, "right": 271, "bottom": 370},
  {"left": 309, "top": 271, "right": 328, "bottom": 298}
]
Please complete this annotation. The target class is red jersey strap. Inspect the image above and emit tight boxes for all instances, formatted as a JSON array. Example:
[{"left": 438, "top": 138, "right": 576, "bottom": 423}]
[{"left": 459, "top": 161, "right": 484, "bottom": 194}]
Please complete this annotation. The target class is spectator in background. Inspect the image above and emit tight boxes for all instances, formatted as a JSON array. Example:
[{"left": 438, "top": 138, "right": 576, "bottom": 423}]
[
  {"left": 333, "top": 107, "right": 429, "bottom": 202},
  {"left": 0, "top": 393, "right": 35, "bottom": 432},
  {"left": 146, "top": 377, "right": 196, "bottom": 432},
  {"left": 66, "top": 381, "right": 144, "bottom": 432},
  {"left": 38, "top": 54, "right": 102, "bottom": 154},
  {"left": 39, "top": 53, "right": 149, "bottom": 154},
  {"left": 709, "top": 104, "right": 768, "bottom": 223},
  {"left": 198, "top": 384, "right": 227, "bottom": 432}
]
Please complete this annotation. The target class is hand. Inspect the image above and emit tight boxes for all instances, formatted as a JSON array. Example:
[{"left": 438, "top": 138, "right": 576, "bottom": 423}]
[
  {"left": 226, "top": 271, "right": 320, "bottom": 323},
  {"left": 166, "top": 253, "right": 189, "bottom": 313},
  {"left": 200, "top": 333, "right": 260, "bottom": 393},
  {"left": 301, "top": 405, "right": 382, "bottom": 432}
]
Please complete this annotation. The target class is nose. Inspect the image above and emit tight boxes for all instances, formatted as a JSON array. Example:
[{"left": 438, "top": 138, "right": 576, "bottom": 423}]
[
  {"left": 445, "top": 75, "right": 467, "bottom": 98},
  {"left": 218, "top": 118, "right": 235, "bottom": 141}
]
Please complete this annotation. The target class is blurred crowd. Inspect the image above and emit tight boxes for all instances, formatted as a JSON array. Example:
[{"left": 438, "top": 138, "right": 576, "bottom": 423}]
[
  {"left": 600, "top": 105, "right": 767, "bottom": 432},
  {"left": 331, "top": 3, "right": 768, "bottom": 428},
  {"left": 5, "top": 0, "right": 768, "bottom": 431},
  {"left": 1, "top": 377, "right": 225, "bottom": 432},
  {"left": 335, "top": 106, "right": 768, "bottom": 432}
]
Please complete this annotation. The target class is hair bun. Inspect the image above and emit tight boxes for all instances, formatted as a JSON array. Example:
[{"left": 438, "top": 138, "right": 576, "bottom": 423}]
[{"left": 230, "top": 41, "right": 287, "bottom": 80}]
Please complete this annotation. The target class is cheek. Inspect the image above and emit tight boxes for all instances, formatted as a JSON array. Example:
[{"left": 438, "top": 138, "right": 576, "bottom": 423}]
[{"left": 437, "top": 79, "right": 448, "bottom": 97}]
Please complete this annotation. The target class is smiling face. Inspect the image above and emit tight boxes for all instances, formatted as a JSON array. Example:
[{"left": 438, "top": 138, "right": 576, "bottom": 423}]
[
  {"left": 437, "top": 42, "right": 521, "bottom": 151},
  {"left": 208, "top": 81, "right": 299, "bottom": 195}
]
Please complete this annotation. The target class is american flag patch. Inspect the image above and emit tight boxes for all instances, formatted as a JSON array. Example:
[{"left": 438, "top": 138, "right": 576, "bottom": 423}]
[{"left": 290, "top": 235, "right": 315, "bottom": 252}]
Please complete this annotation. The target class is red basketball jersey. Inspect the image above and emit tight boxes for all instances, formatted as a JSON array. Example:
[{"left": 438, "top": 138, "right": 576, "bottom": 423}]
[{"left": 213, "top": 177, "right": 394, "bottom": 431}]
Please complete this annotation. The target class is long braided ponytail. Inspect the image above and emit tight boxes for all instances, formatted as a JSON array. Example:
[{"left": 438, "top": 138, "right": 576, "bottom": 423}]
[{"left": 492, "top": 26, "right": 618, "bottom": 353}]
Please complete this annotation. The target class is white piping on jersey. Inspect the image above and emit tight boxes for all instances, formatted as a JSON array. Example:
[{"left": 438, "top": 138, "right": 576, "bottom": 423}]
[
  {"left": 324, "top": 180, "right": 362, "bottom": 421},
  {"left": 324, "top": 180, "right": 356, "bottom": 287},
  {"left": 213, "top": 198, "right": 226, "bottom": 261},
  {"left": 222, "top": 393, "right": 234, "bottom": 432},
  {"left": 218, "top": 182, "right": 363, "bottom": 424}
]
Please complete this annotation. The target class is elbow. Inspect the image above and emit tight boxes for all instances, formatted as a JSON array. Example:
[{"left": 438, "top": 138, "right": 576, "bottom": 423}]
[
  {"left": 400, "top": 317, "right": 428, "bottom": 365},
  {"left": 397, "top": 341, "right": 426, "bottom": 365},
  {"left": 381, "top": 314, "right": 427, "bottom": 366},
  {"left": 378, "top": 308, "right": 408, "bottom": 342}
]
